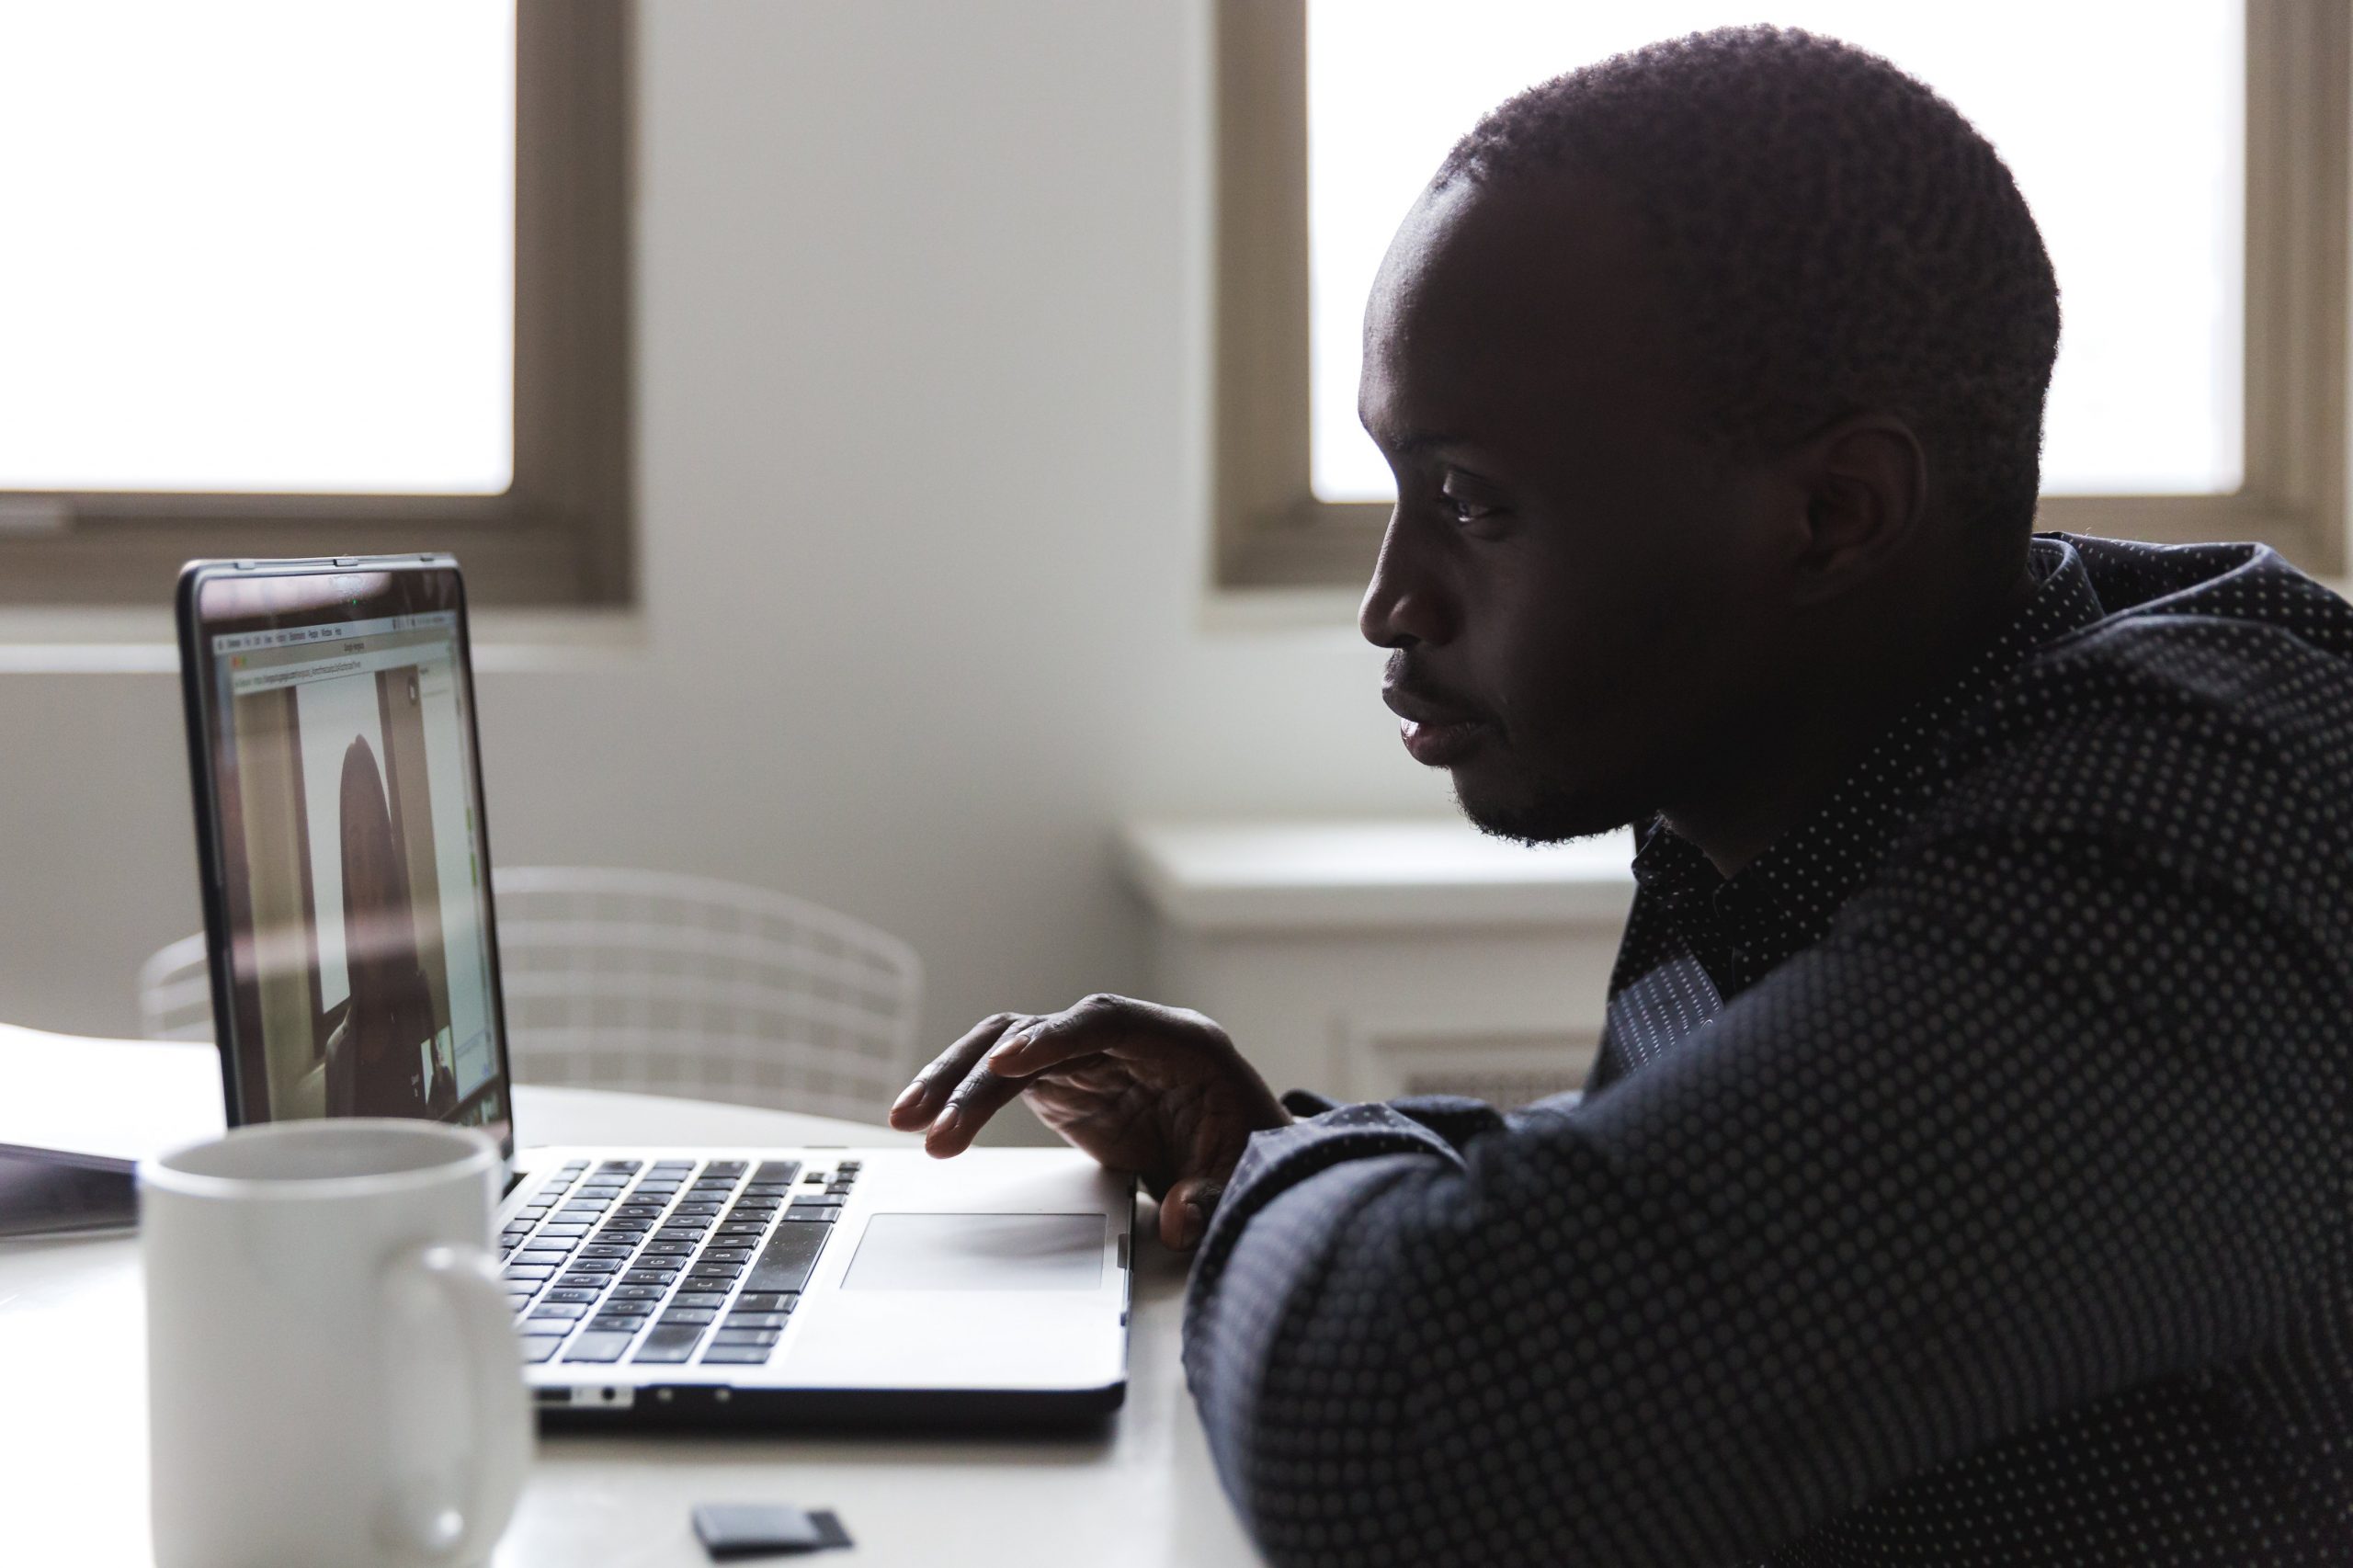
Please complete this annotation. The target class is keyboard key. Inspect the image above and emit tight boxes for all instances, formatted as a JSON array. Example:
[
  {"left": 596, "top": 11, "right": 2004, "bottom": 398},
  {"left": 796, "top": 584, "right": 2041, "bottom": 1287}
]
[
  {"left": 640, "top": 1241, "right": 694, "bottom": 1256},
  {"left": 534, "top": 1222, "right": 591, "bottom": 1236},
  {"left": 755, "top": 1161, "right": 801, "bottom": 1183},
  {"left": 563, "top": 1259, "right": 620, "bottom": 1275},
  {"left": 733, "top": 1293, "right": 797, "bottom": 1312},
  {"left": 782, "top": 1207, "right": 838, "bottom": 1224},
  {"left": 744, "top": 1221, "right": 829, "bottom": 1294},
  {"left": 631, "top": 1325, "right": 705, "bottom": 1363},
  {"left": 502, "top": 1264, "right": 556, "bottom": 1280},
  {"left": 795, "top": 1196, "right": 845, "bottom": 1209},
  {"left": 529, "top": 1303, "right": 589, "bottom": 1321},
  {"left": 712, "top": 1327, "right": 781, "bottom": 1346},
  {"left": 520, "top": 1336, "right": 564, "bottom": 1364},
  {"left": 698, "top": 1249, "right": 752, "bottom": 1265},
  {"left": 699, "top": 1343, "right": 773, "bottom": 1365},
  {"left": 622, "top": 1269, "right": 679, "bottom": 1287},
  {"left": 671, "top": 1291, "right": 729, "bottom": 1308},
  {"left": 544, "top": 1288, "right": 603, "bottom": 1304},
  {"left": 608, "top": 1284, "right": 666, "bottom": 1301},
  {"left": 590, "top": 1315, "right": 650, "bottom": 1334},
  {"left": 722, "top": 1312, "right": 790, "bottom": 1329},
  {"left": 563, "top": 1333, "right": 634, "bottom": 1363},
  {"left": 705, "top": 1161, "right": 747, "bottom": 1175},
  {"left": 660, "top": 1307, "right": 717, "bottom": 1325}
]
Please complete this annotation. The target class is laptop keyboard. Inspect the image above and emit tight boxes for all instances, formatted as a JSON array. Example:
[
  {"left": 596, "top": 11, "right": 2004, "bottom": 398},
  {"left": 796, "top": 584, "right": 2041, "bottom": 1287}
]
[{"left": 498, "top": 1155, "right": 861, "bottom": 1369}]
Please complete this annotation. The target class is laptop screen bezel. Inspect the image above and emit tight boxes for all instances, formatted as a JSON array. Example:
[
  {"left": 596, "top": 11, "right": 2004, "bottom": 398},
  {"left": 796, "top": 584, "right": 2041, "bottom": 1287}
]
[{"left": 176, "top": 556, "right": 517, "bottom": 1160}]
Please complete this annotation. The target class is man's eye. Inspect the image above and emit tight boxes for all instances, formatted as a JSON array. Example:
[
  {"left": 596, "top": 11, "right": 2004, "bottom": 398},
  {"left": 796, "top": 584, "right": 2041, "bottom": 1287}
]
[{"left": 1448, "top": 496, "right": 1497, "bottom": 525}]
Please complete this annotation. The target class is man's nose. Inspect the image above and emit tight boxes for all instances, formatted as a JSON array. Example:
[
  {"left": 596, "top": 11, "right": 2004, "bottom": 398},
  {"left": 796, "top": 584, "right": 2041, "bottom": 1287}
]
[{"left": 1358, "top": 511, "right": 1456, "bottom": 649}]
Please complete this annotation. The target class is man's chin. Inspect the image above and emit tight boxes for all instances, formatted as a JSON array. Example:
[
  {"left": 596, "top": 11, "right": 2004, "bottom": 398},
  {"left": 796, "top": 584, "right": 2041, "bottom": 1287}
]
[{"left": 1451, "top": 769, "right": 1640, "bottom": 846}]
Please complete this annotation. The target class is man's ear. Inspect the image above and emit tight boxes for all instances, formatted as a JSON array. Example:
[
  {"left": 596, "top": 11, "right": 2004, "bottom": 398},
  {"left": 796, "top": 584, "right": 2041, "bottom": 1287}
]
[{"left": 1783, "top": 414, "right": 1928, "bottom": 606}]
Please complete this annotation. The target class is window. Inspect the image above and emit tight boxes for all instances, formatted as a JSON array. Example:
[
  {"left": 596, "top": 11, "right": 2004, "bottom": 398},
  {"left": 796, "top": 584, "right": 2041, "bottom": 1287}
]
[
  {"left": 1214, "top": 0, "right": 2349, "bottom": 588},
  {"left": 0, "top": 0, "right": 631, "bottom": 608}
]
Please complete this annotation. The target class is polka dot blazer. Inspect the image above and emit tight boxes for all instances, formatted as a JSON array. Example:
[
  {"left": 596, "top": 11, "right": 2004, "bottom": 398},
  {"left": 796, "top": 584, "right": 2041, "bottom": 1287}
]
[{"left": 1183, "top": 535, "right": 2353, "bottom": 1566}]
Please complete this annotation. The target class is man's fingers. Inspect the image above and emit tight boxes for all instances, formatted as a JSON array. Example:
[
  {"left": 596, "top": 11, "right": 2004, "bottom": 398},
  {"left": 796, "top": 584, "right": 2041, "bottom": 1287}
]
[
  {"left": 921, "top": 1062, "right": 1029, "bottom": 1158},
  {"left": 890, "top": 1012, "right": 1027, "bottom": 1131},
  {"left": 1157, "top": 1172, "right": 1227, "bottom": 1254},
  {"left": 986, "top": 993, "right": 1191, "bottom": 1077}
]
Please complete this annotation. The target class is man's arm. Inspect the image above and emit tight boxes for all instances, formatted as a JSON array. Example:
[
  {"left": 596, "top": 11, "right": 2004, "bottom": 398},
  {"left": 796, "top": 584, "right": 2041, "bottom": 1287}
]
[{"left": 1181, "top": 824, "right": 2345, "bottom": 1567}]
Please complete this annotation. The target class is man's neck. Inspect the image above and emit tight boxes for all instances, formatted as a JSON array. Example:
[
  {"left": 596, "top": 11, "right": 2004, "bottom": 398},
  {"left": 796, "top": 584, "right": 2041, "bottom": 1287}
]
[{"left": 1662, "top": 564, "right": 2040, "bottom": 878}]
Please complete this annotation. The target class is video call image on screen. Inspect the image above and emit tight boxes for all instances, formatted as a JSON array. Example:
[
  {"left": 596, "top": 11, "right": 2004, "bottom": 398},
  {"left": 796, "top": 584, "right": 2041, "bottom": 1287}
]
[{"left": 211, "top": 610, "right": 504, "bottom": 1130}]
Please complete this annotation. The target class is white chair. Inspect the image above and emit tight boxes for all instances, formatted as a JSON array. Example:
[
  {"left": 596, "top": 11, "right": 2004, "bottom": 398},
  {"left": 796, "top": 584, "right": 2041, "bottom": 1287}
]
[
  {"left": 136, "top": 867, "right": 925, "bottom": 1125},
  {"left": 136, "top": 933, "right": 218, "bottom": 1043}
]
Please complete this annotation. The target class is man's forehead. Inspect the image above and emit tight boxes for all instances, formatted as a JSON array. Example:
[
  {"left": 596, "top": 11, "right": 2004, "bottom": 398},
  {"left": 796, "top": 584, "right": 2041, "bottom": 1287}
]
[{"left": 1362, "top": 172, "right": 1688, "bottom": 440}]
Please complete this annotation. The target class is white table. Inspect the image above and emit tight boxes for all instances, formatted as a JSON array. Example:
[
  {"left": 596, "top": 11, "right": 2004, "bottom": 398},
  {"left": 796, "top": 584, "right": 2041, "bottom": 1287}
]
[{"left": 0, "top": 1085, "right": 1264, "bottom": 1567}]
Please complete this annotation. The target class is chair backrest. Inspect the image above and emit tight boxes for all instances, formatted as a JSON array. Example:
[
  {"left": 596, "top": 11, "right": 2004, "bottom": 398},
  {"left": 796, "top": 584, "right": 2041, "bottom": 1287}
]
[
  {"left": 136, "top": 932, "right": 218, "bottom": 1043},
  {"left": 135, "top": 867, "right": 925, "bottom": 1125}
]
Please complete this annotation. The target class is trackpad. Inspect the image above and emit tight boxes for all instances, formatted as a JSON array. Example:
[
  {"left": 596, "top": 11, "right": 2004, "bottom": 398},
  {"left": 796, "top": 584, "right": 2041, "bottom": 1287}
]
[{"left": 841, "top": 1212, "right": 1103, "bottom": 1291}]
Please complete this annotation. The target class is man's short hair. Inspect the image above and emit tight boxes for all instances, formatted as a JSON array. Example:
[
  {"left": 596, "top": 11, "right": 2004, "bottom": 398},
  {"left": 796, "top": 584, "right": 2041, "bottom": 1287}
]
[{"left": 1439, "top": 26, "right": 2061, "bottom": 540}]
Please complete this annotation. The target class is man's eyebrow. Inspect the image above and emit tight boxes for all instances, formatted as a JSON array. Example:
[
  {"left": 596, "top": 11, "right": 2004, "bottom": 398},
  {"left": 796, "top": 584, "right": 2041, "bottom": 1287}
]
[{"left": 1368, "top": 427, "right": 1471, "bottom": 457}]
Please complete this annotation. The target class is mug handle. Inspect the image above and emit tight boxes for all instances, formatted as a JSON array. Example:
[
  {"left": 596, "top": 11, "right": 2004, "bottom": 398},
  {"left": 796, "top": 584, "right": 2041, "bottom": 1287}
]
[{"left": 383, "top": 1244, "right": 534, "bottom": 1564}]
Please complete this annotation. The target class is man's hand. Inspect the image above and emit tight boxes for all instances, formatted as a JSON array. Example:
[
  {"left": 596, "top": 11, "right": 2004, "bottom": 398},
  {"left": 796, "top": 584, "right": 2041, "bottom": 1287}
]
[{"left": 887, "top": 994, "right": 1291, "bottom": 1252}]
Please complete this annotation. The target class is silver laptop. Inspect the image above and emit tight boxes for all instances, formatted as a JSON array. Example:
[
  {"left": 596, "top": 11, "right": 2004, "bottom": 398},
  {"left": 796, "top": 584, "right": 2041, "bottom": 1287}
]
[{"left": 175, "top": 554, "right": 1131, "bottom": 1428}]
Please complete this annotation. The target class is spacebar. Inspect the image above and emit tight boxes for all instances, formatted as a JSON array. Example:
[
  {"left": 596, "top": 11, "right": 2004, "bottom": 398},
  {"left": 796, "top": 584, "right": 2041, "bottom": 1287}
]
[{"left": 744, "top": 1223, "right": 830, "bottom": 1294}]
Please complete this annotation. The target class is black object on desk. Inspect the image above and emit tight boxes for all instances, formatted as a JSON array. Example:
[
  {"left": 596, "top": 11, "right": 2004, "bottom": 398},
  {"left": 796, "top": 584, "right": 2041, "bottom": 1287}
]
[
  {"left": 0, "top": 1145, "right": 140, "bottom": 1237},
  {"left": 692, "top": 1503, "right": 853, "bottom": 1558}
]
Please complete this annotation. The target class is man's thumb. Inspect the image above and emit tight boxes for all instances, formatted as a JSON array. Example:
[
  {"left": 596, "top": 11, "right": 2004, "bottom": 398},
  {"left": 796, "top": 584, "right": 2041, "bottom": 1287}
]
[{"left": 1159, "top": 1174, "right": 1226, "bottom": 1253}]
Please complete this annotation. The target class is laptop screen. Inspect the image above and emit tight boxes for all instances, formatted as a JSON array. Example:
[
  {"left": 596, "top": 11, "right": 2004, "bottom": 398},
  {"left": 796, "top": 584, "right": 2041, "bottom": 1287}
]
[{"left": 187, "top": 563, "right": 509, "bottom": 1142}]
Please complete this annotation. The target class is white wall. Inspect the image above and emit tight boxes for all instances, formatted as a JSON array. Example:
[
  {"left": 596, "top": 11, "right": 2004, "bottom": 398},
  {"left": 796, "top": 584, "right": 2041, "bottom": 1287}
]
[{"left": 0, "top": 3, "right": 1450, "bottom": 1113}]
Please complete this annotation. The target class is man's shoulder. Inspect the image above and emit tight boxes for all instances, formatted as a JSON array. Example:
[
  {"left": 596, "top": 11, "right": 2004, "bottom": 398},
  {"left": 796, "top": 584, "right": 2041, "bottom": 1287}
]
[
  {"left": 1915, "top": 539, "right": 2353, "bottom": 896},
  {"left": 1972, "top": 536, "right": 2353, "bottom": 763}
]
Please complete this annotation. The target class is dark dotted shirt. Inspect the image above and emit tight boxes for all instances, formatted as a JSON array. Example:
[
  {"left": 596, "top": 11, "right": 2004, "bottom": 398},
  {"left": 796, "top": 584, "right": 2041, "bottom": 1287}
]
[{"left": 1182, "top": 535, "right": 2353, "bottom": 1566}]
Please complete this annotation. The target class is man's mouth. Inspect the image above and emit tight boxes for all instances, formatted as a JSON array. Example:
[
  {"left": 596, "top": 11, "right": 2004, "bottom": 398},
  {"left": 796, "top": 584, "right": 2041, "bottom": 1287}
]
[{"left": 1383, "top": 686, "right": 1491, "bottom": 767}]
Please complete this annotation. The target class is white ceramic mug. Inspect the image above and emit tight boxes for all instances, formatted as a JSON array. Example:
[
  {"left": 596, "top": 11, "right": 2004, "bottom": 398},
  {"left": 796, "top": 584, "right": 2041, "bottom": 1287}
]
[{"left": 141, "top": 1119, "right": 532, "bottom": 1568}]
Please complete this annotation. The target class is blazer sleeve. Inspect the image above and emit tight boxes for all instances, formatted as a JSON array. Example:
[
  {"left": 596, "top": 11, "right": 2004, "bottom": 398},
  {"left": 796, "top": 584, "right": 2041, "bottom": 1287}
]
[{"left": 1178, "top": 819, "right": 2347, "bottom": 1568}]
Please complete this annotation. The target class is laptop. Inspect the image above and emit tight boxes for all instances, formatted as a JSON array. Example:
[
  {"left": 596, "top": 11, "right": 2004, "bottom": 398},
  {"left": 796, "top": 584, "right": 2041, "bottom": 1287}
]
[{"left": 174, "top": 554, "right": 1131, "bottom": 1427}]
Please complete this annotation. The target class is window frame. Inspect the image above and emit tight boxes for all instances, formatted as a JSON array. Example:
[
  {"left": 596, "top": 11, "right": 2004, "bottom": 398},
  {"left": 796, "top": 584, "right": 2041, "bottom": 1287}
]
[
  {"left": 0, "top": 0, "right": 634, "bottom": 608},
  {"left": 1213, "top": 0, "right": 2351, "bottom": 589}
]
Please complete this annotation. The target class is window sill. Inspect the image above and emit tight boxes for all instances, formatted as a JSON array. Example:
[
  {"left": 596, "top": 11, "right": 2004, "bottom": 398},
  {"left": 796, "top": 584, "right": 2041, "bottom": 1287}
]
[
  {"left": 1119, "top": 817, "right": 1637, "bottom": 933},
  {"left": 0, "top": 605, "right": 647, "bottom": 674}
]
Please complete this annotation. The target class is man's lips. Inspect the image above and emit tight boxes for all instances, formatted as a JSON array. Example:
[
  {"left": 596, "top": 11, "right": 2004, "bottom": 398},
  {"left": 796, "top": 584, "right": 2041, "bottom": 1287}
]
[{"left": 1383, "top": 686, "right": 1491, "bottom": 767}]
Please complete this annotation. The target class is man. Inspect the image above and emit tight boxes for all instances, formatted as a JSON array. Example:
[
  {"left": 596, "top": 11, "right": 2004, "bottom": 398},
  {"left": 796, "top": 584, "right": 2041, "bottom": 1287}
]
[{"left": 893, "top": 28, "right": 2351, "bottom": 1566}]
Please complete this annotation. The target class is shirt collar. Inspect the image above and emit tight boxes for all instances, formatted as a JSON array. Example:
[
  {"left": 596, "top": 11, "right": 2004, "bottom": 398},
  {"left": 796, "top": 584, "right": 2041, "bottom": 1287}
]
[{"left": 1630, "top": 535, "right": 2108, "bottom": 992}]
